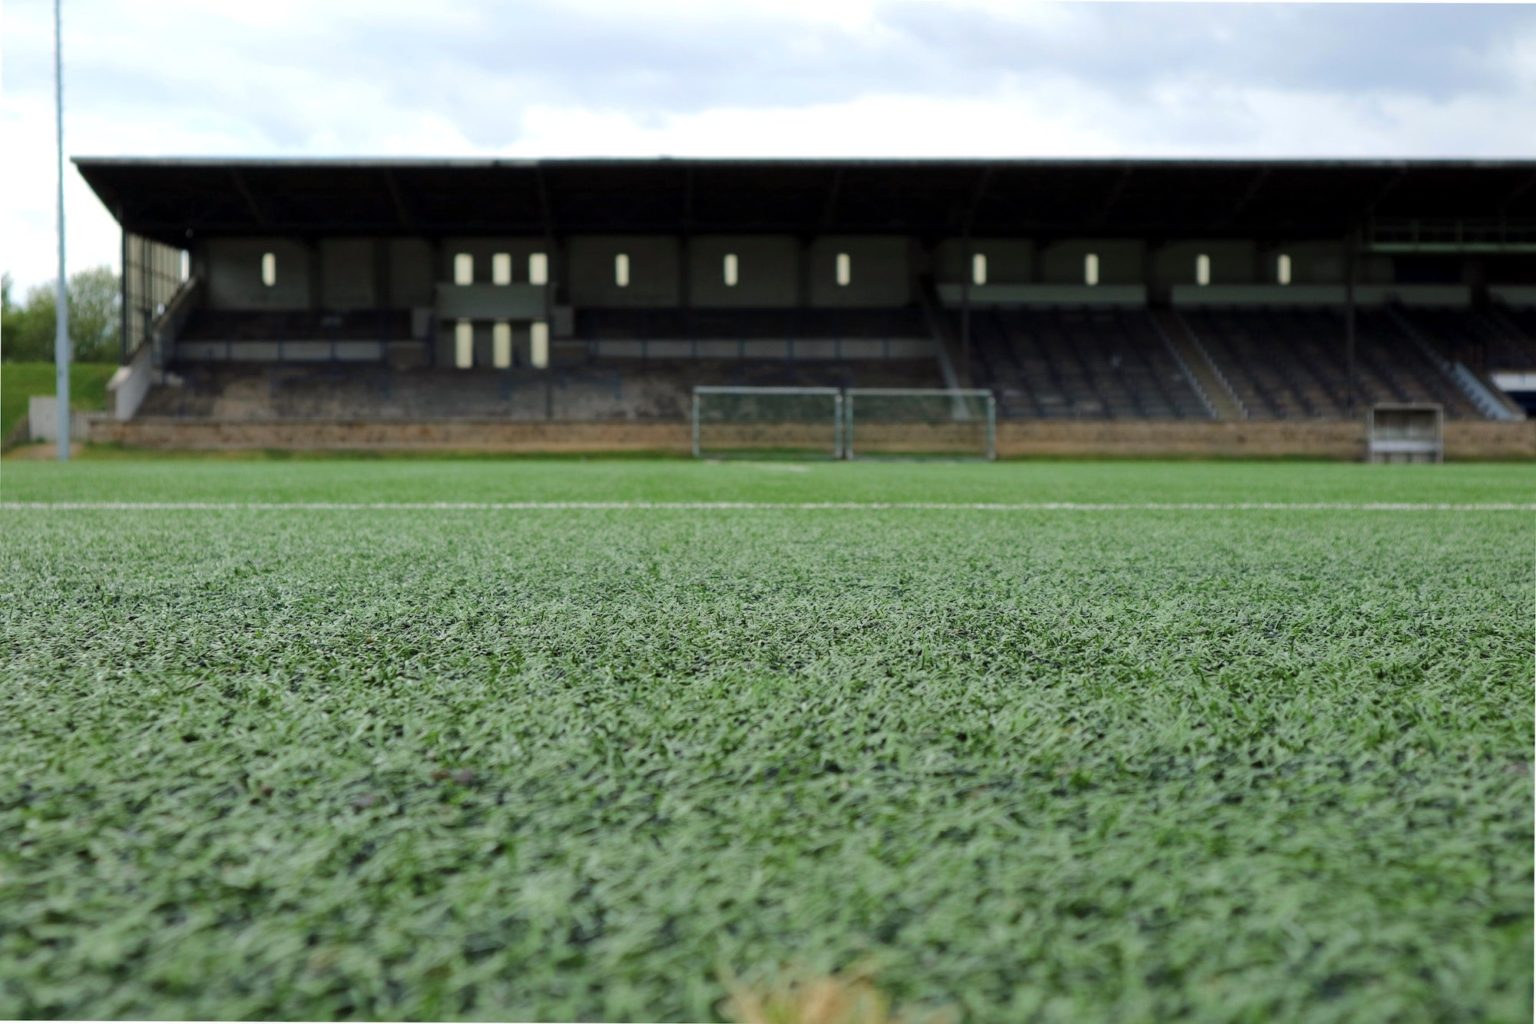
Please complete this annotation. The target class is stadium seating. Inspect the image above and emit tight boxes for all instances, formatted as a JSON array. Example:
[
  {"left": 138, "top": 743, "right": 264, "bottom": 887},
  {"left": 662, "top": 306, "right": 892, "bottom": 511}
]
[
  {"left": 1397, "top": 307, "right": 1536, "bottom": 373},
  {"left": 137, "top": 360, "right": 940, "bottom": 422},
  {"left": 180, "top": 309, "right": 412, "bottom": 343},
  {"left": 1178, "top": 307, "right": 1482, "bottom": 419},
  {"left": 576, "top": 307, "right": 927, "bottom": 341},
  {"left": 962, "top": 307, "right": 1210, "bottom": 419},
  {"left": 1489, "top": 307, "right": 1536, "bottom": 369},
  {"left": 175, "top": 309, "right": 414, "bottom": 362},
  {"left": 146, "top": 302, "right": 1515, "bottom": 424},
  {"left": 574, "top": 307, "right": 933, "bottom": 360}
]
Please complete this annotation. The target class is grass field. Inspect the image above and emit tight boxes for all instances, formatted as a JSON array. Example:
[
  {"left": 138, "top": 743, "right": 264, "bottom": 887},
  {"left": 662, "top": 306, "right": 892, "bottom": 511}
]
[
  {"left": 2, "top": 459, "right": 1532, "bottom": 1021},
  {"left": 0, "top": 361, "right": 116, "bottom": 441}
]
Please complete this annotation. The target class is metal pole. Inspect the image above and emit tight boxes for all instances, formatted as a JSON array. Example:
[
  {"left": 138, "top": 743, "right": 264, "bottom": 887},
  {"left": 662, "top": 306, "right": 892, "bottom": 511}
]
[
  {"left": 53, "top": 0, "right": 70, "bottom": 460},
  {"left": 986, "top": 394, "right": 997, "bottom": 461},
  {"left": 843, "top": 392, "right": 854, "bottom": 461},
  {"left": 959, "top": 234, "right": 972, "bottom": 386},
  {"left": 833, "top": 392, "right": 843, "bottom": 460},
  {"left": 118, "top": 220, "right": 127, "bottom": 363},
  {"left": 691, "top": 391, "right": 700, "bottom": 458}
]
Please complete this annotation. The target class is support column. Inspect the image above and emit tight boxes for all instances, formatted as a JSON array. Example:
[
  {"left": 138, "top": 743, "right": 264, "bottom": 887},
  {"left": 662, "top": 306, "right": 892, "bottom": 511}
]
[
  {"left": 118, "top": 220, "right": 129, "bottom": 363},
  {"left": 959, "top": 233, "right": 972, "bottom": 385},
  {"left": 308, "top": 239, "right": 322, "bottom": 313},
  {"left": 797, "top": 238, "right": 813, "bottom": 306},
  {"left": 428, "top": 238, "right": 442, "bottom": 368},
  {"left": 796, "top": 237, "right": 813, "bottom": 352},
  {"left": 140, "top": 235, "right": 152, "bottom": 364},
  {"left": 1345, "top": 228, "right": 1358, "bottom": 417},
  {"left": 374, "top": 238, "right": 391, "bottom": 340},
  {"left": 678, "top": 234, "right": 692, "bottom": 356}
]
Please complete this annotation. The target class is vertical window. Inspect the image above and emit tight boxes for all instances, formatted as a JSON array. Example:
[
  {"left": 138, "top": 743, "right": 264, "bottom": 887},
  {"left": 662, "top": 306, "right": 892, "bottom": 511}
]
[
  {"left": 492, "top": 321, "right": 512, "bottom": 368},
  {"left": 1277, "top": 253, "right": 1292, "bottom": 286},
  {"left": 530, "top": 321, "right": 550, "bottom": 369},
  {"left": 615, "top": 253, "right": 630, "bottom": 288},
  {"left": 972, "top": 252, "right": 987, "bottom": 286},
  {"left": 453, "top": 253, "right": 474, "bottom": 285},
  {"left": 1084, "top": 253, "right": 1099, "bottom": 286},
  {"left": 492, "top": 253, "right": 512, "bottom": 285},
  {"left": 180, "top": 251, "right": 191, "bottom": 282},
  {"left": 454, "top": 320, "right": 474, "bottom": 369},
  {"left": 529, "top": 252, "right": 549, "bottom": 285},
  {"left": 723, "top": 253, "right": 739, "bottom": 287},
  {"left": 261, "top": 252, "right": 276, "bottom": 287},
  {"left": 835, "top": 252, "right": 851, "bottom": 287},
  {"left": 1196, "top": 253, "right": 1211, "bottom": 286}
]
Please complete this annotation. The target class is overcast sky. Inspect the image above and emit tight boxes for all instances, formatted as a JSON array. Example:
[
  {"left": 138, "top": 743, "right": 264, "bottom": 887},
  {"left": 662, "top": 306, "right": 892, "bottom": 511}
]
[{"left": 2, "top": 0, "right": 1533, "bottom": 290}]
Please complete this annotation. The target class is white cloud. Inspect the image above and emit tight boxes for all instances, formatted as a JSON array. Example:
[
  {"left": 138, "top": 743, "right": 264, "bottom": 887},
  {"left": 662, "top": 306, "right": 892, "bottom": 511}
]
[{"left": 1, "top": 0, "right": 1531, "bottom": 290}]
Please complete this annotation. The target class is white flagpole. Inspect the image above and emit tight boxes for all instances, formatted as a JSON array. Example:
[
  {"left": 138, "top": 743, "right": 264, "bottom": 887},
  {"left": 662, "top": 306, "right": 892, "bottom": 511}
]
[{"left": 54, "top": 0, "right": 71, "bottom": 461}]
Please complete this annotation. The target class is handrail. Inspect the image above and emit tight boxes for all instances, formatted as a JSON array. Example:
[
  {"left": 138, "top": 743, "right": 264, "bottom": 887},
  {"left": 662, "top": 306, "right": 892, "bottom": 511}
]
[{"left": 144, "top": 275, "right": 202, "bottom": 366}]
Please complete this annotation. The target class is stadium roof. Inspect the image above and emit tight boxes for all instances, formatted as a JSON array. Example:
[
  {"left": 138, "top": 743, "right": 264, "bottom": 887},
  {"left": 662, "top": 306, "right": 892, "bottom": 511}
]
[{"left": 76, "top": 157, "right": 1536, "bottom": 247}]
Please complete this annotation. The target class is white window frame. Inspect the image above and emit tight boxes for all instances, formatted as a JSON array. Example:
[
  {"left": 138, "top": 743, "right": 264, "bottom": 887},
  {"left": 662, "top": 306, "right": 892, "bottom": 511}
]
[
  {"left": 971, "top": 252, "right": 987, "bottom": 286},
  {"left": 835, "top": 252, "right": 851, "bottom": 287},
  {"left": 261, "top": 252, "right": 276, "bottom": 287},
  {"left": 492, "top": 253, "right": 513, "bottom": 285},
  {"left": 530, "top": 321, "right": 550, "bottom": 369},
  {"left": 453, "top": 253, "right": 474, "bottom": 286},
  {"left": 454, "top": 320, "right": 474, "bottom": 369},
  {"left": 1277, "top": 253, "right": 1292, "bottom": 286},
  {"left": 492, "top": 320, "right": 512, "bottom": 368},
  {"left": 615, "top": 253, "right": 630, "bottom": 288},
  {"left": 529, "top": 252, "right": 549, "bottom": 286},
  {"left": 1084, "top": 253, "right": 1100, "bottom": 287},
  {"left": 1196, "top": 253, "right": 1211, "bottom": 287},
  {"left": 723, "top": 253, "right": 739, "bottom": 287}
]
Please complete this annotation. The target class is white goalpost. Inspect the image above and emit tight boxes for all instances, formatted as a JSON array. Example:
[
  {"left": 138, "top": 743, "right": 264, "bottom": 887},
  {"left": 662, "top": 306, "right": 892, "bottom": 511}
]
[
  {"left": 691, "top": 386, "right": 844, "bottom": 459},
  {"left": 843, "top": 388, "right": 997, "bottom": 461}
]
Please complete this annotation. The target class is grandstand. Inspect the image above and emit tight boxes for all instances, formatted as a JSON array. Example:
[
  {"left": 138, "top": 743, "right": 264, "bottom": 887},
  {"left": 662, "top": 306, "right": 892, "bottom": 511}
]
[{"left": 73, "top": 157, "right": 1536, "bottom": 452}]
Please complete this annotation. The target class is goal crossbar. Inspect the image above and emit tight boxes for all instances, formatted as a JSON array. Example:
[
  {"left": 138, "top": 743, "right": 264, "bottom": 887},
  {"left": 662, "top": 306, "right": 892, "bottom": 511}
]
[{"left": 692, "top": 386, "right": 842, "bottom": 395}]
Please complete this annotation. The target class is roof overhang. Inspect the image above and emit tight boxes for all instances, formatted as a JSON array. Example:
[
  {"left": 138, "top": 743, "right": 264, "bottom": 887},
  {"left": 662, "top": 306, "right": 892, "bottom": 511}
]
[{"left": 75, "top": 157, "right": 1536, "bottom": 248}]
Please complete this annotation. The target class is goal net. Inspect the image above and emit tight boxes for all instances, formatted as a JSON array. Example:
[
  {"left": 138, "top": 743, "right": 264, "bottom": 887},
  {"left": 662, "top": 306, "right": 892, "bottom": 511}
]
[
  {"left": 692, "top": 386, "right": 843, "bottom": 459},
  {"left": 844, "top": 388, "right": 997, "bottom": 460}
]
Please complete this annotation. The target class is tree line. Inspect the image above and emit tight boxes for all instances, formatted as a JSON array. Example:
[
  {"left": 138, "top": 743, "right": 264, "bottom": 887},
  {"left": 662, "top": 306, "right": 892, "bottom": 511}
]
[{"left": 2, "top": 268, "right": 121, "bottom": 364}]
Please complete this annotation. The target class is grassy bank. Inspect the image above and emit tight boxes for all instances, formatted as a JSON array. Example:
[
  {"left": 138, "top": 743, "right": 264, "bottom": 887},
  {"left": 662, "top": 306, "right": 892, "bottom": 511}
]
[{"left": 0, "top": 361, "right": 116, "bottom": 441}]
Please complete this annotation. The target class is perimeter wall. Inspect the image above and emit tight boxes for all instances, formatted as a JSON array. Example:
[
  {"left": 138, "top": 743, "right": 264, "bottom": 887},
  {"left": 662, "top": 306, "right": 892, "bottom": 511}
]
[{"left": 85, "top": 416, "right": 1536, "bottom": 460}]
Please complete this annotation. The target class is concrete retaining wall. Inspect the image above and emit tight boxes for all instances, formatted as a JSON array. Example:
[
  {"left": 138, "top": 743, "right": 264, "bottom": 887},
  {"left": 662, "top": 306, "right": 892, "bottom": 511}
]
[
  {"left": 86, "top": 416, "right": 1536, "bottom": 459},
  {"left": 28, "top": 398, "right": 95, "bottom": 444}
]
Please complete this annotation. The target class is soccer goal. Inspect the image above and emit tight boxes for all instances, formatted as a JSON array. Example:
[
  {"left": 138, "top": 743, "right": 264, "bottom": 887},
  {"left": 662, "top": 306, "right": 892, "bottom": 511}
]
[
  {"left": 692, "top": 386, "right": 844, "bottom": 459},
  {"left": 844, "top": 388, "right": 997, "bottom": 460},
  {"left": 1367, "top": 403, "right": 1443, "bottom": 463}
]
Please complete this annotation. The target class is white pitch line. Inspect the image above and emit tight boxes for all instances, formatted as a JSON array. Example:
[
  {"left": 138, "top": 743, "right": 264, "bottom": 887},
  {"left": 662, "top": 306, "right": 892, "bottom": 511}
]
[{"left": 3, "top": 501, "right": 1533, "bottom": 512}]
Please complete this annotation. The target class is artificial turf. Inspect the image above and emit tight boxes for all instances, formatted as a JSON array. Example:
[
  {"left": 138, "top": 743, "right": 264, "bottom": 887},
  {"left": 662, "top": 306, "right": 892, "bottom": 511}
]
[{"left": 2, "top": 459, "right": 1532, "bottom": 1021}]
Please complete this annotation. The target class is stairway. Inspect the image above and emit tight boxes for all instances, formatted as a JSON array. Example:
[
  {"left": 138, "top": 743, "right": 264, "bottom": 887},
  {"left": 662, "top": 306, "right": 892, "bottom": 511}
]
[{"left": 1152, "top": 309, "right": 1246, "bottom": 420}]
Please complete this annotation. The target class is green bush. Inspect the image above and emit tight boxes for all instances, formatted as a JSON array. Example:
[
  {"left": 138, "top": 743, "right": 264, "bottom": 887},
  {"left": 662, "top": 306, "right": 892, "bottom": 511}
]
[{"left": 2, "top": 268, "right": 120, "bottom": 364}]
